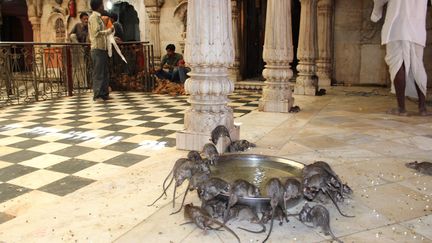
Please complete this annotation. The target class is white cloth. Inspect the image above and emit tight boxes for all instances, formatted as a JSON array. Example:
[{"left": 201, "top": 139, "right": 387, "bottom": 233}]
[
  {"left": 371, "top": 0, "right": 429, "bottom": 47},
  {"left": 385, "top": 41, "right": 427, "bottom": 98},
  {"left": 107, "top": 31, "right": 127, "bottom": 64}
]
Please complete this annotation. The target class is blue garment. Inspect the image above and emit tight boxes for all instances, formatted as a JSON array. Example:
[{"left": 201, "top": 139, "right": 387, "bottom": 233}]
[{"left": 155, "top": 66, "right": 190, "bottom": 83}]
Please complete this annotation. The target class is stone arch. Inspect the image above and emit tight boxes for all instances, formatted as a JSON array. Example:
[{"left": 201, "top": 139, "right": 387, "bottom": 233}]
[
  {"left": 46, "top": 13, "right": 66, "bottom": 42},
  {"left": 111, "top": 0, "right": 148, "bottom": 41}
]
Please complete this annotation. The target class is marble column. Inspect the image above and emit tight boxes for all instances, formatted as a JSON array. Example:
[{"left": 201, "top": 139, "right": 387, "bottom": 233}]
[
  {"left": 176, "top": 0, "right": 239, "bottom": 151},
  {"left": 294, "top": 0, "right": 318, "bottom": 96},
  {"left": 316, "top": 0, "right": 333, "bottom": 87},
  {"left": 258, "top": 0, "right": 294, "bottom": 112},
  {"left": 228, "top": 0, "right": 241, "bottom": 82},
  {"left": 146, "top": 6, "right": 162, "bottom": 65}
]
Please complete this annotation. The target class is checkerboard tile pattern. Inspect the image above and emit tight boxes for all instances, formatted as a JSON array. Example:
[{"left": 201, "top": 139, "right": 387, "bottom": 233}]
[{"left": 0, "top": 90, "right": 260, "bottom": 224}]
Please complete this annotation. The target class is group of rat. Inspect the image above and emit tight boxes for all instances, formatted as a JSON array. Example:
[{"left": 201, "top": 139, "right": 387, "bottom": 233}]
[{"left": 148, "top": 125, "right": 432, "bottom": 243}]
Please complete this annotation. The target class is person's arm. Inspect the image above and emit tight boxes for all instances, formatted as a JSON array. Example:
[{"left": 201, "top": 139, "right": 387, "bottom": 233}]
[
  {"left": 89, "top": 16, "right": 113, "bottom": 39},
  {"left": 69, "top": 24, "right": 78, "bottom": 37},
  {"left": 371, "top": 0, "right": 388, "bottom": 22}
]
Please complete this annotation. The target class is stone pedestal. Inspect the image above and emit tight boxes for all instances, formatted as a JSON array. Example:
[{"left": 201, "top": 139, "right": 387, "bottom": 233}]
[
  {"left": 258, "top": 0, "right": 294, "bottom": 112},
  {"left": 146, "top": 6, "right": 162, "bottom": 65},
  {"left": 295, "top": 0, "right": 317, "bottom": 96},
  {"left": 316, "top": 0, "right": 333, "bottom": 87},
  {"left": 176, "top": 0, "right": 239, "bottom": 151}
]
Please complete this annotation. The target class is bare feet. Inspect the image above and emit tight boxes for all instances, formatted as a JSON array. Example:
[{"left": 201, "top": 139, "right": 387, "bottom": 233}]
[
  {"left": 387, "top": 108, "right": 408, "bottom": 116},
  {"left": 419, "top": 109, "right": 432, "bottom": 116}
]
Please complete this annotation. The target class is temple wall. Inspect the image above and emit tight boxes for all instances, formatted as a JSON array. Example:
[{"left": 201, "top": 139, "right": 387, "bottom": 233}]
[
  {"left": 159, "top": 0, "right": 184, "bottom": 58},
  {"left": 334, "top": 0, "right": 432, "bottom": 87}
]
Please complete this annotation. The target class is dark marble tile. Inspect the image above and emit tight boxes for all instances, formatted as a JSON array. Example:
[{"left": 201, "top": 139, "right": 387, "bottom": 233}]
[
  {"left": 140, "top": 121, "right": 167, "bottom": 128},
  {"left": 38, "top": 175, "right": 95, "bottom": 196},
  {"left": 61, "top": 121, "right": 88, "bottom": 127},
  {"left": 0, "top": 150, "right": 44, "bottom": 163},
  {"left": 136, "top": 115, "right": 159, "bottom": 122},
  {"left": 0, "top": 120, "right": 21, "bottom": 126},
  {"left": 46, "top": 159, "right": 97, "bottom": 174},
  {"left": 243, "top": 103, "right": 259, "bottom": 107},
  {"left": 98, "top": 118, "right": 126, "bottom": 124},
  {"left": 157, "top": 137, "right": 176, "bottom": 148},
  {"left": 52, "top": 146, "right": 94, "bottom": 157},
  {"left": 100, "top": 124, "right": 129, "bottom": 132},
  {"left": 0, "top": 183, "right": 32, "bottom": 204},
  {"left": 174, "top": 119, "right": 185, "bottom": 124},
  {"left": 7, "top": 139, "right": 46, "bottom": 149},
  {"left": 144, "top": 129, "right": 175, "bottom": 137},
  {"left": 164, "top": 108, "right": 184, "bottom": 113},
  {"left": 0, "top": 212, "right": 16, "bottom": 224},
  {"left": 166, "top": 113, "right": 185, "bottom": 118},
  {"left": 31, "top": 118, "right": 58, "bottom": 123},
  {"left": 102, "top": 142, "right": 139, "bottom": 152},
  {"left": 103, "top": 153, "right": 149, "bottom": 167}
]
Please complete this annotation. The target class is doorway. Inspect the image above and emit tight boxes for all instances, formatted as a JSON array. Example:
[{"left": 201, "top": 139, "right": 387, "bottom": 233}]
[
  {"left": 239, "top": 0, "right": 301, "bottom": 80},
  {"left": 111, "top": 2, "right": 140, "bottom": 41}
]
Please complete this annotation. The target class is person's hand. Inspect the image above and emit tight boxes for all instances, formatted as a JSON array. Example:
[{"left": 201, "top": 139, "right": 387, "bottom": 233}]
[
  {"left": 114, "top": 36, "right": 122, "bottom": 43},
  {"left": 163, "top": 64, "right": 171, "bottom": 69}
]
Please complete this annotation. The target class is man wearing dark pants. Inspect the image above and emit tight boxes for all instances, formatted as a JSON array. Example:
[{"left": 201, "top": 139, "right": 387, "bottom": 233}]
[{"left": 89, "top": 0, "right": 114, "bottom": 101}]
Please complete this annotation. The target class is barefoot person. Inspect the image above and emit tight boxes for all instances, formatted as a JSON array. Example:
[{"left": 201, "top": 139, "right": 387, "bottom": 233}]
[{"left": 371, "top": 0, "right": 430, "bottom": 116}]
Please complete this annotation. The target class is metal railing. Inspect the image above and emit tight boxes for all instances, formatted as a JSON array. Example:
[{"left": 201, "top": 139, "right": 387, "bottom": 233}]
[{"left": 0, "top": 41, "right": 155, "bottom": 107}]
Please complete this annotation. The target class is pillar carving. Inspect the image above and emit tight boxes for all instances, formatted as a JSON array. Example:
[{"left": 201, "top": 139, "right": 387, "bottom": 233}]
[
  {"left": 228, "top": 0, "right": 241, "bottom": 82},
  {"left": 176, "top": 0, "right": 239, "bottom": 151},
  {"left": 316, "top": 0, "right": 333, "bottom": 87},
  {"left": 295, "top": 0, "right": 318, "bottom": 96},
  {"left": 258, "top": 0, "right": 294, "bottom": 112},
  {"left": 146, "top": 6, "right": 162, "bottom": 65}
]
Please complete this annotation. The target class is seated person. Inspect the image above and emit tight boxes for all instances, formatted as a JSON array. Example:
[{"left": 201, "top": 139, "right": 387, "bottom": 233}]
[{"left": 155, "top": 44, "right": 190, "bottom": 83}]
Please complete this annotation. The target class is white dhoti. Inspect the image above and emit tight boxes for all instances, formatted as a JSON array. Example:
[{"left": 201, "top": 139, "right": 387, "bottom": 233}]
[{"left": 385, "top": 40, "right": 427, "bottom": 99}]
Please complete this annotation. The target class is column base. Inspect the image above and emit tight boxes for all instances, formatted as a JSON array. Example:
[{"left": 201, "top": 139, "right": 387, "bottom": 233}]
[
  {"left": 258, "top": 97, "right": 294, "bottom": 113},
  {"left": 318, "top": 76, "right": 331, "bottom": 87},
  {"left": 294, "top": 85, "right": 317, "bottom": 96},
  {"left": 176, "top": 125, "right": 240, "bottom": 152}
]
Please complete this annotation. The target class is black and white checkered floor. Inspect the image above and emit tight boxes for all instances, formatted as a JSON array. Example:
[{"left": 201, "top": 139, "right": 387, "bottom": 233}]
[{"left": 0, "top": 90, "right": 261, "bottom": 224}]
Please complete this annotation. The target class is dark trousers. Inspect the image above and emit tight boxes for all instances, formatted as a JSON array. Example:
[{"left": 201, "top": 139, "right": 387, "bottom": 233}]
[
  {"left": 155, "top": 67, "right": 190, "bottom": 83},
  {"left": 91, "top": 49, "right": 109, "bottom": 99}
]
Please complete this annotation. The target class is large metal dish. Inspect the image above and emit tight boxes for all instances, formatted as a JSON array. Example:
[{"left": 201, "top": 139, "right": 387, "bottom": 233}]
[{"left": 211, "top": 154, "right": 304, "bottom": 209}]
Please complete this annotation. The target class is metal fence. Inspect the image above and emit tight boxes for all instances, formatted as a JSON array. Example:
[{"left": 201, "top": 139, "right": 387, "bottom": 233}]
[{"left": 0, "top": 41, "right": 155, "bottom": 107}]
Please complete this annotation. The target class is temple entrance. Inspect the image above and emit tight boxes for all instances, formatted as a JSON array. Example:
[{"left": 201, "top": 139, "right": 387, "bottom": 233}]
[
  {"left": 239, "top": 0, "right": 300, "bottom": 81},
  {"left": 111, "top": 2, "right": 140, "bottom": 41},
  {"left": 0, "top": 0, "right": 32, "bottom": 42}
]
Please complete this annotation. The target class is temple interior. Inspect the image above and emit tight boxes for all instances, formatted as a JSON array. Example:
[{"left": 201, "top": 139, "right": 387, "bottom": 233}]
[{"left": 0, "top": 0, "right": 431, "bottom": 242}]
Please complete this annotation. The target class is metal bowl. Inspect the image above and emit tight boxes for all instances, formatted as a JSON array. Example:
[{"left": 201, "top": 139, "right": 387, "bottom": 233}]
[{"left": 211, "top": 154, "right": 304, "bottom": 208}]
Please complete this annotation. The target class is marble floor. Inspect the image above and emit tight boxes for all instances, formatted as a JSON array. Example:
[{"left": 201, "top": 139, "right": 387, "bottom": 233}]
[{"left": 0, "top": 86, "right": 431, "bottom": 242}]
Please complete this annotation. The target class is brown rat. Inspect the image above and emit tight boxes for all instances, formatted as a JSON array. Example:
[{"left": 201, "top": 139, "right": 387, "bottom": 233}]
[{"left": 406, "top": 161, "right": 432, "bottom": 175}]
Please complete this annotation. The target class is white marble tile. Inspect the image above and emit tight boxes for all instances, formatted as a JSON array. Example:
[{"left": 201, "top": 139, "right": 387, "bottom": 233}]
[
  {"left": 0, "top": 190, "right": 61, "bottom": 216},
  {"left": 116, "top": 120, "right": 147, "bottom": 127},
  {"left": 73, "top": 163, "right": 124, "bottom": 180},
  {"left": 8, "top": 170, "right": 68, "bottom": 189},
  {"left": 75, "top": 149, "right": 123, "bottom": 163},
  {"left": 118, "top": 126, "right": 152, "bottom": 134},
  {"left": 0, "top": 161, "right": 13, "bottom": 169},
  {"left": 159, "top": 123, "right": 184, "bottom": 131},
  {"left": 340, "top": 223, "right": 430, "bottom": 242},
  {"left": 401, "top": 214, "right": 432, "bottom": 240},
  {"left": 0, "top": 146, "right": 21, "bottom": 156},
  {"left": 27, "top": 142, "right": 71, "bottom": 153},
  {"left": 19, "top": 154, "right": 70, "bottom": 169},
  {"left": 395, "top": 136, "right": 432, "bottom": 151},
  {"left": 0, "top": 136, "right": 27, "bottom": 146},
  {"left": 112, "top": 114, "right": 142, "bottom": 120}
]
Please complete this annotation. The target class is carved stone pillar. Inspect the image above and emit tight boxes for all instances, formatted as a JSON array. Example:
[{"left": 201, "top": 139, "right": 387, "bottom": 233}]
[
  {"left": 146, "top": 7, "right": 162, "bottom": 65},
  {"left": 176, "top": 0, "right": 239, "bottom": 151},
  {"left": 295, "top": 0, "right": 318, "bottom": 96},
  {"left": 316, "top": 0, "right": 333, "bottom": 87},
  {"left": 228, "top": 0, "right": 241, "bottom": 82},
  {"left": 258, "top": 0, "right": 294, "bottom": 112}
]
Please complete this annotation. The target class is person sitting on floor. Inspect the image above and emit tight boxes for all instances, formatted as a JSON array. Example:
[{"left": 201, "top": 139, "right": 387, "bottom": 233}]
[{"left": 155, "top": 44, "right": 190, "bottom": 84}]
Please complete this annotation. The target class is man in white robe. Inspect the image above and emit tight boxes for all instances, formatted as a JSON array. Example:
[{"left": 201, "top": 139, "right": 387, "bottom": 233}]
[{"left": 371, "top": 0, "right": 430, "bottom": 116}]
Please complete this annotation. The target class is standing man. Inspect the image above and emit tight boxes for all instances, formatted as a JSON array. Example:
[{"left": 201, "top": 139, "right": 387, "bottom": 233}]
[
  {"left": 155, "top": 44, "right": 190, "bottom": 83},
  {"left": 89, "top": 0, "right": 114, "bottom": 101},
  {"left": 371, "top": 0, "right": 430, "bottom": 116},
  {"left": 69, "top": 12, "right": 89, "bottom": 43}
]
